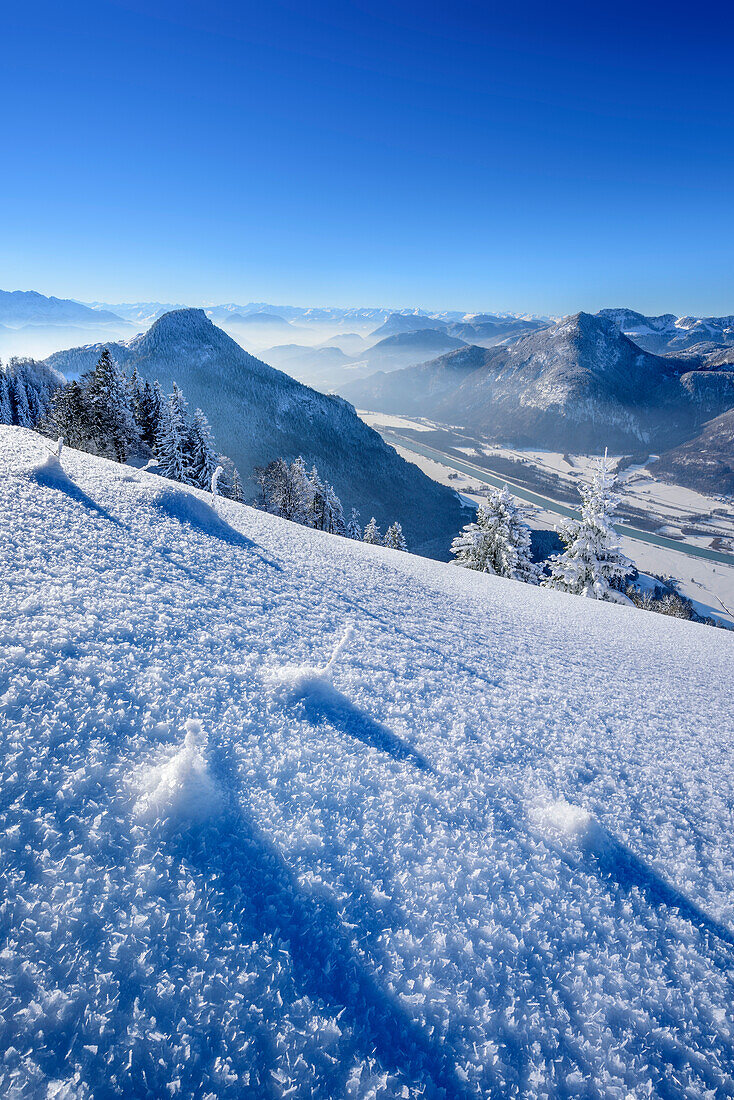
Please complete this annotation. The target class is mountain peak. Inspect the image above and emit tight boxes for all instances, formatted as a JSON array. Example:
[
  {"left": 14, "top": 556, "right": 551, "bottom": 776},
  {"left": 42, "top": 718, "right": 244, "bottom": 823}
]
[{"left": 146, "top": 307, "right": 215, "bottom": 338}]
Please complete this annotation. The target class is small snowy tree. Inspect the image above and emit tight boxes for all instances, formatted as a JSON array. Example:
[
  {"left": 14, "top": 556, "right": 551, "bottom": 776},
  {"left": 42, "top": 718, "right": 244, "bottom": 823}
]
[
  {"left": 363, "top": 517, "right": 381, "bottom": 545},
  {"left": 230, "top": 468, "right": 244, "bottom": 503},
  {"left": 542, "top": 451, "right": 633, "bottom": 602},
  {"left": 346, "top": 508, "right": 362, "bottom": 540},
  {"left": 383, "top": 521, "right": 408, "bottom": 551},
  {"left": 450, "top": 486, "right": 538, "bottom": 582},
  {"left": 306, "top": 465, "right": 328, "bottom": 529},
  {"left": 135, "top": 379, "right": 163, "bottom": 449}
]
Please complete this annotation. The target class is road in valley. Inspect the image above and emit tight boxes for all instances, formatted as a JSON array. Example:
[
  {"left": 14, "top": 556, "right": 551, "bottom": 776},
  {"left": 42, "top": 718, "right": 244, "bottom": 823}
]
[{"left": 382, "top": 430, "right": 734, "bottom": 567}]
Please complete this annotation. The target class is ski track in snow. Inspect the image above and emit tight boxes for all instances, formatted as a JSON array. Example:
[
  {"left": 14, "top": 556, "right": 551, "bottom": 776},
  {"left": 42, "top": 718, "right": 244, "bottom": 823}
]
[{"left": 1, "top": 426, "right": 734, "bottom": 1098}]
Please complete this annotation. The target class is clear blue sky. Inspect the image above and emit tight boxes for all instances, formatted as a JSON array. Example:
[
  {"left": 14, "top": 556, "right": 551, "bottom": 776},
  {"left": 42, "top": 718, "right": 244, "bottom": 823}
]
[{"left": 2, "top": 0, "right": 732, "bottom": 316}]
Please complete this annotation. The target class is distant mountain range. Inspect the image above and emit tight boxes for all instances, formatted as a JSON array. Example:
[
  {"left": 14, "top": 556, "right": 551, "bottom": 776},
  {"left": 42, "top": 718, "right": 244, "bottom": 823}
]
[
  {"left": 598, "top": 308, "right": 734, "bottom": 355},
  {"left": 0, "top": 290, "right": 128, "bottom": 329},
  {"left": 369, "top": 311, "right": 548, "bottom": 347},
  {"left": 42, "top": 309, "right": 468, "bottom": 557},
  {"left": 341, "top": 312, "right": 734, "bottom": 453}
]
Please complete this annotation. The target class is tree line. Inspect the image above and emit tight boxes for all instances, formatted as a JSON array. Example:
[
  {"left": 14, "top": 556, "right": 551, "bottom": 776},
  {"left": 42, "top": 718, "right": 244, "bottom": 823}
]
[
  {"left": 253, "top": 455, "right": 408, "bottom": 550},
  {"left": 25, "top": 349, "right": 244, "bottom": 499},
  {"left": 0, "top": 357, "right": 58, "bottom": 429}
]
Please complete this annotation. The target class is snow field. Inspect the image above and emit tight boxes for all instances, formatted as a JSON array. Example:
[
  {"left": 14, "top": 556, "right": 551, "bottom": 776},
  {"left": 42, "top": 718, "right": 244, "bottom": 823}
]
[{"left": 1, "top": 427, "right": 734, "bottom": 1098}]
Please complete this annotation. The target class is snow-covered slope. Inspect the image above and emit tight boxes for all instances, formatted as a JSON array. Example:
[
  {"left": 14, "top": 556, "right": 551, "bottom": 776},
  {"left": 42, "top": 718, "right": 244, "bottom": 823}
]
[
  {"left": 2, "top": 427, "right": 734, "bottom": 1098},
  {"left": 42, "top": 310, "right": 467, "bottom": 557}
]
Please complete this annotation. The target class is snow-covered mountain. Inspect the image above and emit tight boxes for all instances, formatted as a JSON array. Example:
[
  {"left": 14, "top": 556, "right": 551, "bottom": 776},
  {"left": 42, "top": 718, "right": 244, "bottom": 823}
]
[
  {"left": 598, "top": 307, "right": 734, "bottom": 354},
  {"left": 2, "top": 426, "right": 733, "bottom": 1098},
  {"left": 342, "top": 312, "right": 734, "bottom": 452},
  {"left": 0, "top": 292, "right": 136, "bottom": 360},
  {"left": 42, "top": 309, "right": 467, "bottom": 556},
  {"left": 0, "top": 290, "right": 128, "bottom": 329},
  {"left": 369, "top": 312, "right": 451, "bottom": 338},
  {"left": 652, "top": 406, "right": 734, "bottom": 495}
]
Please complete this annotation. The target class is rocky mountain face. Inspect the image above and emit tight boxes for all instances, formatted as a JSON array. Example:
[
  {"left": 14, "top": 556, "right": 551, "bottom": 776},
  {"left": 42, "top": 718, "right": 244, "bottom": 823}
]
[
  {"left": 342, "top": 312, "right": 734, "bottom": 452},
  {"left": 42, "top": 309, "right": 468, "bottom": 557}
]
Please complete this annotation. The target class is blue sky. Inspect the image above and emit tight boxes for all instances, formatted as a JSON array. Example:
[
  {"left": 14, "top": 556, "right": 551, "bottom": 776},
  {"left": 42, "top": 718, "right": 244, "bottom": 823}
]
[{"left": 2, "top": 0, "right": 732, "bottom": 315}]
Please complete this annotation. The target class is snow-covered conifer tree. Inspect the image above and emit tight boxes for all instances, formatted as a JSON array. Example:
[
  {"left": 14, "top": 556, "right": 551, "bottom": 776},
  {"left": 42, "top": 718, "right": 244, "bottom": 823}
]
[
  {"left": 253, "top": 456, "right": 311, "bottom": 521},
  {"left": 230, "top": 468, "right": 244, "bottom": 503},
  {"left": 86, "top": 349, "right": 139, "bottom": 462},
  {"left": 325, "top": 484, "right": 346, "bottom": 535},
  {"left": 8, "top": 371, "right": 33, "bottom": 428},
  {"left": 0, "top": 371, "right": 12, "bottom": 425},
  {"left": 450, "top": 486, "right": 538, "bottom": 582},
  {"left": 542, "top": 451, "right": 633, "bottom": 602},
  {"left": 188, "top": 408, "right": 218, "bottom": 491},
  {"left": 363, "top": 517, "right": 381, "bottom": 545},
  {"left": 383, "top": 521, "right": 408, "bottom": 551},
  {"left": 155, "top": 386, "right": 191, "bottom": 483},
  {"left": 132, "top": 380, "right": 160, "bottom": 449},
  {"left": 346, "top": 508, "right": 361, "bottom": 540},
  {"left": 48, "top": 381, "right": 90, "bottom": 450},
  {"left": 306, "top": 465, "right": 327, "bottom": 528}
]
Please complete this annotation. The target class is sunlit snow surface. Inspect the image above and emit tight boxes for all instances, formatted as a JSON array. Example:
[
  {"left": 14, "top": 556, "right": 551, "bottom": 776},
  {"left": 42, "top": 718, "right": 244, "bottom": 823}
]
[{"left": 2, "top": 426, "right": 734, "bottom": 1099}]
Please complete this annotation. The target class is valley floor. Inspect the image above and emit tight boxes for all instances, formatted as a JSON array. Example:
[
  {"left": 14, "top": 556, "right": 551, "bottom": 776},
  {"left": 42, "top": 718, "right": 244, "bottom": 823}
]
[
  {"left": 2, "top": 427, "right": 734, "bottom": 1098},
  {"left": 359, "top": 411, "right": 734, "bottom": 628}
]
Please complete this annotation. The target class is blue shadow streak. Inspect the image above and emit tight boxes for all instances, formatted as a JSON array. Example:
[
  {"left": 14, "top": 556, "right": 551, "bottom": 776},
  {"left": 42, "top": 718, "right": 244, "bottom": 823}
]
[{"left": 293, "top": 679, "right": 431, "bottom": 773}]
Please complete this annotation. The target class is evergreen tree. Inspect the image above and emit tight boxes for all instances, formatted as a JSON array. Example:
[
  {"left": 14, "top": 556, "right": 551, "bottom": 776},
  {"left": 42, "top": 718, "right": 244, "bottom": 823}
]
[
  {"left": 0, "top": 371, "right": 12, "bottom": 425},
  {"left": 230, "top": 468, "right": 244, "bottom": 503},
  {"left": 48, "top": 381, "right": 90, "bottom": 450},
  {"left": 187, "top": 408, "right": 218, "bottom": 490},
  {"left": 325, "top": 484, "right": 346, "bottom": 535},
  {"left": 155, "top": 387, "right": 191, "bottom": 483},
  {"left": 8, "top": 371, "right": 33, "bottom": 427},
  {"left": 542, "top": 451, "right": 633, "bottom": 602},
  {"left": 85, "top": 349, "right": 139, "bottom": 462},
  {"left": 307, "top": 465, "right": 328, "bottom": 528},
  {"left": 363, "top": 517, "right": 381, "bottom": 545},
  {"left": 450, "top": 486, "right": 538, "bottom": 582},
  {"left": 346, "top": 508, "right": 362, "bottom": 540},
  {"left": 253, "top": 456, "right": 312, "bottom": 521},
  {"left": 383, "top": 521, "right": 408, "bottom": 551},
  {"left": 133, "top": 379, "right": 161, "bottom": 448}
]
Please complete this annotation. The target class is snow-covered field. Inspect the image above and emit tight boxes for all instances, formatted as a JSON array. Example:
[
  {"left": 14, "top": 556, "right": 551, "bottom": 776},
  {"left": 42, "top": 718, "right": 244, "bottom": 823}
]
[{"left": 2, "top": 426, "right": 734, "bottom": 1098}]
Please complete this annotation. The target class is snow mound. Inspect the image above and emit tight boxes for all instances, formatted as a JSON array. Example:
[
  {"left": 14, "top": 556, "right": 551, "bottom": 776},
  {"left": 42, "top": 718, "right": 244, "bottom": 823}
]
[
  {"left": 135, "top": 719, "right": 222, "bottom": 825},
  {"left": 27, "top": 443, "right": 65, "bottom": 483},
  {"left": 150, "top": 484, "right": 224, "bottom": 530},
  {"left": 530, "top": 796, "right": 597, "bottom": 840}
]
